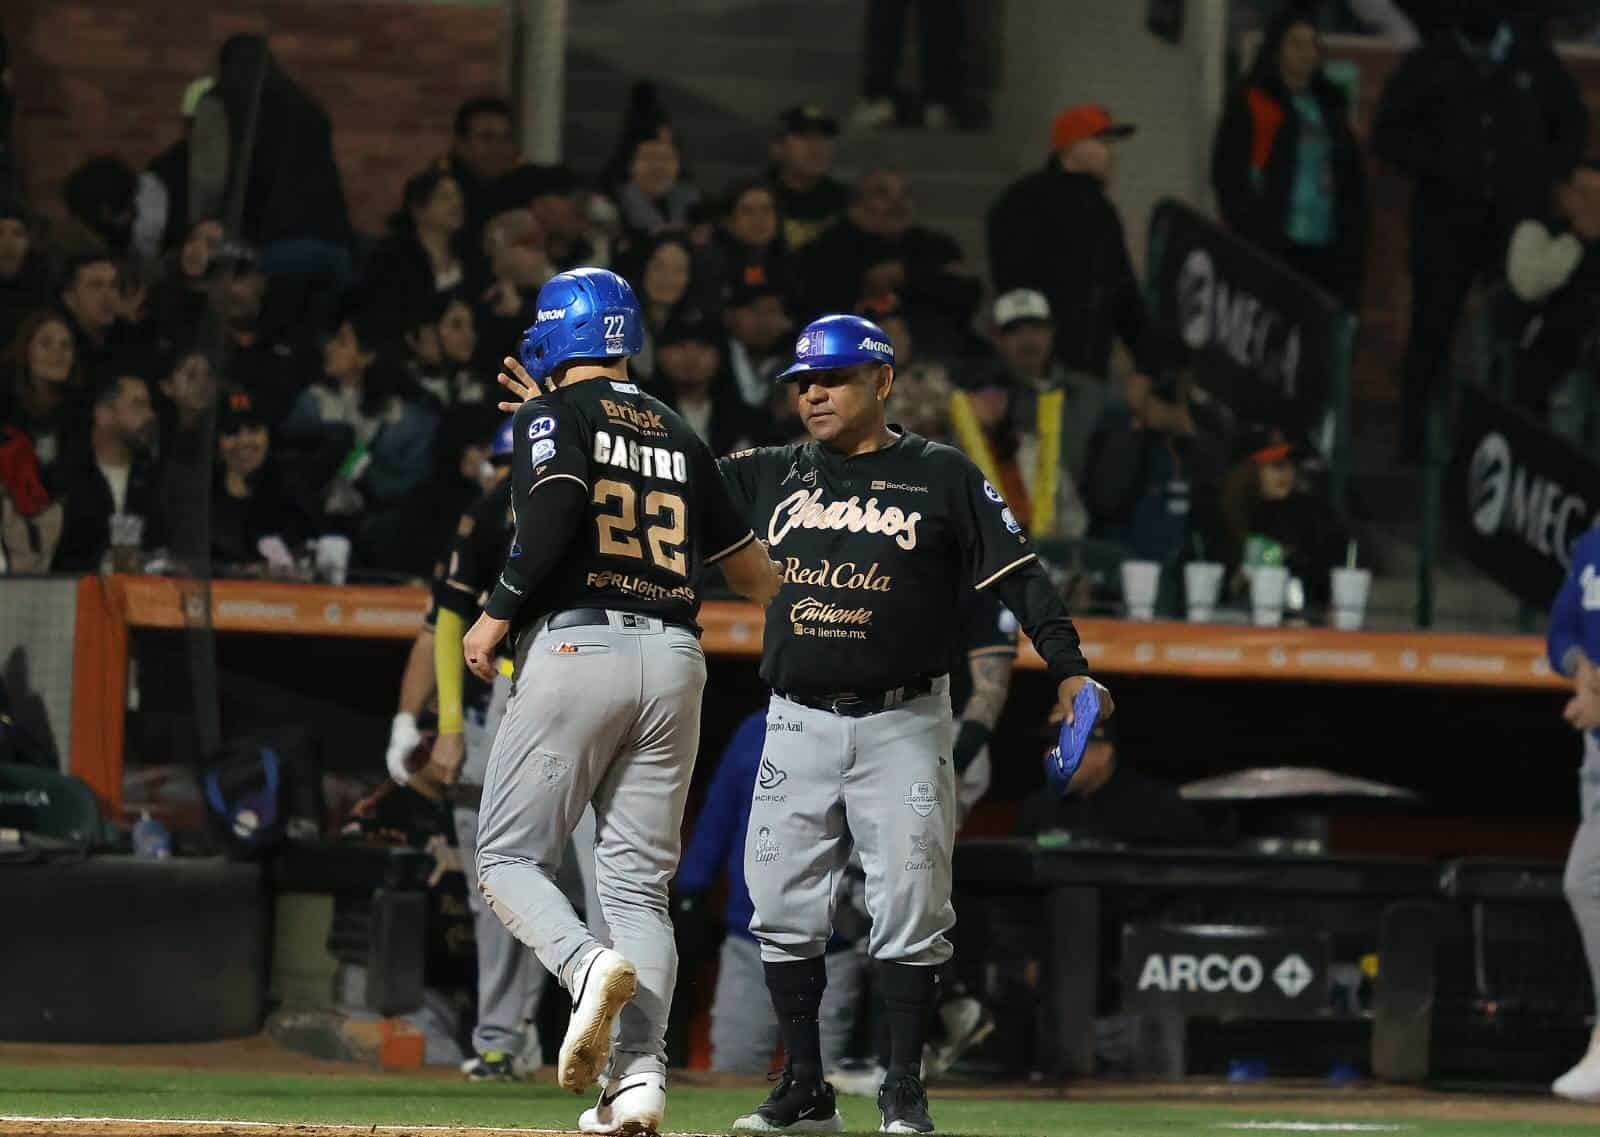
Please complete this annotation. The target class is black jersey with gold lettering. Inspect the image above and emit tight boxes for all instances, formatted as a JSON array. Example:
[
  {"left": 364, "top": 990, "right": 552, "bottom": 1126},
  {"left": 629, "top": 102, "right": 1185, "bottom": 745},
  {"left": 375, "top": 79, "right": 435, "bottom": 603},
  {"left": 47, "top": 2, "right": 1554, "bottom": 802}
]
[
  {"left": 498, "top": 376, "right": 755, "bottom": 638},
  {"left": 718, "top": 429, "right": 1036, "bottom": 693}
]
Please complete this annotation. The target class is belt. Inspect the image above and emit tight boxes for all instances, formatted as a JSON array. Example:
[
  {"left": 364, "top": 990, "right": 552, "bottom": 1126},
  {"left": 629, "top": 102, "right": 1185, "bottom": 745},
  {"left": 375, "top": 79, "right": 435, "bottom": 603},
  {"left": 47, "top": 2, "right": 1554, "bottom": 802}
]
[
  {"left": 548, "top": 608, "right": 613, "bottom": 630},
  {"left": 776, "top": 677, "right": 935, "bottom": 718}
]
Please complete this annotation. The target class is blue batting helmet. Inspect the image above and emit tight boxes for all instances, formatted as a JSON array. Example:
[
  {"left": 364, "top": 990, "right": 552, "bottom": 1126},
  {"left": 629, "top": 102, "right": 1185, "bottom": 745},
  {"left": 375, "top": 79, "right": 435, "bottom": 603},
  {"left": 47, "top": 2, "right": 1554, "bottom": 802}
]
[
  {"left": 777, "top": 314, "right": 896, "bottom": 381},
  {"left": 517, "top": 268, "right": 644, "bottom": 381},
  {"left": 490, "top": 416, "right": 515, "bottom": 462}
]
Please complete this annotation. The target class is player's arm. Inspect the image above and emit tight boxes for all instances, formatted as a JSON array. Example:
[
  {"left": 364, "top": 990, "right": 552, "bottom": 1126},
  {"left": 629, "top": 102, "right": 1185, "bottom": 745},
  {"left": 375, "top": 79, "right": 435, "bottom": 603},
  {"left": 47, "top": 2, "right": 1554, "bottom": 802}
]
[
  {"left": 466, "top": 403, "right": 588, "bottom": 679},
  {"left": 700, "top": 443, "right": 780, "bottom": 605},
  {"left": 953, "top": 457, "right": 1110, "bottom": 723},
  {"left": 386, "top": 621, "right": 435, "bottom": 784},
  {"left": 954, "top": 590, "right": 1017, "bottom": 774}
]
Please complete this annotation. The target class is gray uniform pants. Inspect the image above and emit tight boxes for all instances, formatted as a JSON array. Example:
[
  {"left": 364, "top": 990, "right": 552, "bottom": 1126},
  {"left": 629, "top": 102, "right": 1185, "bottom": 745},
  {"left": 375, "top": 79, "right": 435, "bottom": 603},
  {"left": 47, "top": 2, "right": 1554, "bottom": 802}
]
[
  {"left": 746, "top": 680, "right": 956, "bottom": 966},
  {"left": 477, "top": 610, "right": 707, "bottom": 1079},
  {"left": 457, "top": 670, "right": 607, "bottom": 1057},
  {"left": 1563, "top": 733, "right": 1600, "bottom": 1020},
  {"left": 710, "top": 936, "right": 865, "bottom": 1073}
]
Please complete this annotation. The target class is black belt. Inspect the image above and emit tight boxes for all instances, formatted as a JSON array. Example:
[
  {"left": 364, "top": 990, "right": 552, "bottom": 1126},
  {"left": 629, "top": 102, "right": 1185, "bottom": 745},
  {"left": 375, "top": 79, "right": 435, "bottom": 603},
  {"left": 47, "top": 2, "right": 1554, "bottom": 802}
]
[
  {"left": 775, "top": 677, "right": 936, "bottom": 718},
  {"left": 547, "top": 608, "right": 613, "bottom": 630}
]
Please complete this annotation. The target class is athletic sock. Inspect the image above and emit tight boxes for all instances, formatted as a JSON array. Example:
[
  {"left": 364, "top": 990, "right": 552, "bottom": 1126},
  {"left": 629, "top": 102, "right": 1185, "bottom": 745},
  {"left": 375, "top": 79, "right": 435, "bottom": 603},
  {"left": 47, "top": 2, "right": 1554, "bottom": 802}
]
[
  {"left": 764, "top": 956, "right": 828, "bottom": 1084},
  {"left": 879, "top": 960, "right": 939, "bottom": 1078}
]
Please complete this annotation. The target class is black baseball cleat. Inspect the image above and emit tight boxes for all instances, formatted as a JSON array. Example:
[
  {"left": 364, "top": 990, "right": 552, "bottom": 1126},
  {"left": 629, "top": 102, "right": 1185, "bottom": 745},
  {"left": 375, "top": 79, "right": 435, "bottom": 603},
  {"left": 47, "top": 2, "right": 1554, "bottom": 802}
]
[
  {"left": 878, "top": 1072, "right": 935, "bottom": 1134},
  {"left": 732, "top": 1070, "right": 845, "bottom": 1132}
]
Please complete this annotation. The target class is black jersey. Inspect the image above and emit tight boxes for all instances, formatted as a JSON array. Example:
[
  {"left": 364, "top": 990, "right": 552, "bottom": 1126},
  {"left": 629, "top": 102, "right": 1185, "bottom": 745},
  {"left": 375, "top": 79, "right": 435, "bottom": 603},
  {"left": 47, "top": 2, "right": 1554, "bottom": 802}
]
[
  {"left": 718, "top": 429, "right": 1037, "bottom": 693},
  {"left": 494, "top": 376, "right": 756, "bottom": 638},
  {"left": 430, "top": 478, "right": 514, "bottom": 623}
]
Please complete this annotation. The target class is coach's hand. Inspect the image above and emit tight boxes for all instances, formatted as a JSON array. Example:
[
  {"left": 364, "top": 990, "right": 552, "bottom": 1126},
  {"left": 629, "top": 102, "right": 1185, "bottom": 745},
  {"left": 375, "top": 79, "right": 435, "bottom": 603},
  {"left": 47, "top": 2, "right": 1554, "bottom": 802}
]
[
  {"left": 464, "top": 613, "right": 511, "bottom": 682},
  {"left": 421, "top": 730, "right": 466, "bottom": 789},
  {"left": 497, "top": 355, "right": 539, "bottom": 412},
  {"left": 1051, "top": 675, "right": 1115, "bottom": 726}
]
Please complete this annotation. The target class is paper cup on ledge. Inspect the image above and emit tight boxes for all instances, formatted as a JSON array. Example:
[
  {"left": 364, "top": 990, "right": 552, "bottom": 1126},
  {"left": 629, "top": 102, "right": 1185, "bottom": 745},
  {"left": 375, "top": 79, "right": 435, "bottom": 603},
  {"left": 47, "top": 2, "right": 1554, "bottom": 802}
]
[
  {"left": 1183, "top": 561, "right": 1224, "bottom": 623},
  {"left": 1120, "top": 559, "right": 1161, "bottom": 622},
  {"left": 1330, "top": 567, "right": 1373, "bottom": 630},
  {"left": 314, "top": 534, "right": 352, "bottom": 587},
  {"left": 1250, "top": 564, "right": 1289, "bottom": 627}
]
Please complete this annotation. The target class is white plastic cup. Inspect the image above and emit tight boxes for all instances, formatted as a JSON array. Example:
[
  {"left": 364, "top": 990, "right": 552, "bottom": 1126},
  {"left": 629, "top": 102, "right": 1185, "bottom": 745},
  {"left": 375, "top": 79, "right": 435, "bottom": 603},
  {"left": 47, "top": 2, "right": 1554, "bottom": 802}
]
[
  {"left": 315, "top": 534, "right": 352, "bottom": 586},
  {"left": 1183, "top": 561, "right": 1224, "bottom": 623},
  {"left": 1330, "top": 567, "right": 1373, "bottom": 631},
  {"left": 1250, "top": 564, "right": 1289, "bottom": 627},
  {"left": 1120, "top": 560, "right": 1161, "bottom": 621}
]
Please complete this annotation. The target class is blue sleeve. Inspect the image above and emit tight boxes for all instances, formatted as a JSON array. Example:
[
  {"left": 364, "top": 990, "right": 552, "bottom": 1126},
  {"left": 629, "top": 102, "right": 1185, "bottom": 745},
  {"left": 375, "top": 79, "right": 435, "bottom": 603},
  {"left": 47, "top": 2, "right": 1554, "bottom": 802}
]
[
  {"left": 677, "top": 713, "right": 765, "bottom": 893},
  {"left": 1549, "top": 533, "right": 1597, "bottom": 676}
]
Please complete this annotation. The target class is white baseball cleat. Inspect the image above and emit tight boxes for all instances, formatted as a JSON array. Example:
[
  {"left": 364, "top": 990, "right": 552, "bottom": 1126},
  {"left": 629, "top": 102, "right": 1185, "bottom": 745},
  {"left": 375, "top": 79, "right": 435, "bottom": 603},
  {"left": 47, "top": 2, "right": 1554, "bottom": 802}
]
[
  {"left": 1554, "top": 1028, "right": 1600, "bottom": 1101},
  {"left": 558, "top": 948, "right": 638, "bottom": 1094},
  {"left": 579, "top": 1070, "right": 666, "bottom": 1135}
]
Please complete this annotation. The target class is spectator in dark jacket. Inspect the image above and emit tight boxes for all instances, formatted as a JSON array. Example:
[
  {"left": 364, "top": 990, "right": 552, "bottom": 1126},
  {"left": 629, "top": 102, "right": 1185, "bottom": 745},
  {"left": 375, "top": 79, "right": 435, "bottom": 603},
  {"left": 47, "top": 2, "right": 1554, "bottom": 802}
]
[
  {"left": 54, "top": 156, "right": 137, "bottom": 261},
  {"left": 723, "top": 277, "right": 793, "bottom": 409},
  {"left": 987, "top": 104, "right": 1148, "bottom": 380},
  {"left": 364, "top": 169, "right": 470, "bottom": 338},
  {"left": 767, "top": 105, "right": 849, "bottom": 251},
  {"left": 653, "top": 310, "right": 773, "bottom": 457},
  {"left": 1211, "top": 7, "right": 1368, "bottom": 305},
  {"left": 439, "top": 96, "right": 519, "bottom": 261},
  {"left": 145, "top": 76, "right": 212, "bottom": 254},
  {"left": 700, "top": 178, "right": 799, "bottom": 312},
  {"left": 56, "top": 253, "right": 128, "bottom": 383},
  {"left": 52, "top": 371, "right": 164, "bottom": 573},
  {"left": 205, "top": 240, "right": 302, "bottom": 434},
  {"left": 0, "top": 203, "right": 51, "bottom": 349},
  {"left": 627, "top": 231, "right": 697, "bottom": 384},
  {"left": 799, "top": 167, "right": 978, "bottom": 346},
  {"left": 212, "top": 389, "right": 308, "bottom": 571},
  {"left": 474, "top": 208, "right": 551, "bottom": 374},
  {"left": 405, "top": 292, "right": 491, "bottom": 410},
  {"left": 1373, "top": 8, "right": 1588, "bottom": 460},
  {"left": 152, "top": 217, "right": 222, "bottom": 352}
]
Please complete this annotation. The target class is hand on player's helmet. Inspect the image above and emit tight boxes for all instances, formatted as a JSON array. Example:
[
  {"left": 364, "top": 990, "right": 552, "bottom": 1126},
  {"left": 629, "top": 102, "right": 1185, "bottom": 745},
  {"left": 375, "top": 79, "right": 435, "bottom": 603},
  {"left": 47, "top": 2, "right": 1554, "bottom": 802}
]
[
  {"left": 464, "top": 612, "right": 510, "bottom": 682},
  {"left": 1051, "top": 675, "right": 1114, "bottom": 726},
  {"left": 497, "top": 355, "right": 538, "bottom": 413}
]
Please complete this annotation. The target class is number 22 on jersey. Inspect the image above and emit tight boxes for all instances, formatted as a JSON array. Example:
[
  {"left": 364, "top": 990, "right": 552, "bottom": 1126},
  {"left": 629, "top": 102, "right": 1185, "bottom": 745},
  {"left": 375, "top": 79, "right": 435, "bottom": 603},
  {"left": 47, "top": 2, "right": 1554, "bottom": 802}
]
[{"left": 594, "top": 479, "right": 688, "bottom": 577}]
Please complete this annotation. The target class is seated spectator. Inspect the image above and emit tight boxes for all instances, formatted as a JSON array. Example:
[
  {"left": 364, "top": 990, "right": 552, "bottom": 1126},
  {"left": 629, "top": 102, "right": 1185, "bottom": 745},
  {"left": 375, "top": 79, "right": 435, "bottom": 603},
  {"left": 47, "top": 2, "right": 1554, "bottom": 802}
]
[
  {"left": 767, "top": 105, "right": 848, "bottom": 251},
  {"left": 858, "top": 293, "right": 952, "bottom": 442},
  {"left": 610, "top": 128, "right": 699, "bottom": 251},
  {"left": 281, "top": 312, "right": 438, "bottom": 522},
  {"left": 211, "top": 389, "right": 308, "bottom": 571},
  {"left": 155, "top": 345, "right": 217, "bottom": 465},
  {"left": 53, "top": 371, "right": 165, "bottom": 572},
  {"left": 206, "top": 240, "right": 302, "bottom": 434},
  {"left": 152, "top": 217, "right": 223, "bottom": 351},
  {"left": 1507, "top": 162, "right": 1600, "bottom": 422},
  {"left": 0, "top": 309, "right": 83, "bottom": 492},
  {"left": 723, "top": 277, "right": 793, "bottom": 408},
  {"left": 474, "top": 208, "right": 552, "bottom": 373},
  {"left": 949, "top": 363, "right": 1088, "bottom": 541},
  {"left": 494, "top": 163, "right": 605, "bottom": 273},
  {"left": 987, "top": 289, "right": 1105, "bottom": 488},
  {"left": 653, "top": 311, "right": 773, "bottom": 456},
  {"left": 57, "top": 253, "right": 131, "bottom": 382},
  {"left": 1082, "top": 354, "right": 1224, "bottom": 566},
  {"left": 799, "top": 167, "right": 978, "bottom": 351},
  {"left": 1211, "top": 7, "right": 1367, "bottom": 305},
  {"left": 987, "top": 104, "right": 1148, "bottom": 380},
  {"left": 629, "top": 231, "right": 696, "bottom": 382},
  {"left": 1214, "top": 424, "right": 1350, "bottom": 614},
  {"left": 0, "top": 202, "right": 52, "bottom": 348},
  {"left": 405, "top": 292, "right": 490, "bottom": 410},
  {"left": 438, "top": 96, "right": 519, "bottom": 259},
  {"left": 365, "top": 170, "right": 470, "bottom": 333},
  {"left": 54, "top": 155, "right": 137, "bottom": 261},
  {"left": 0, "top": 421, "right": 61, "bottom": 573},
  {"left": 701, "top": 178, "right": 798, "bottom": 312}
]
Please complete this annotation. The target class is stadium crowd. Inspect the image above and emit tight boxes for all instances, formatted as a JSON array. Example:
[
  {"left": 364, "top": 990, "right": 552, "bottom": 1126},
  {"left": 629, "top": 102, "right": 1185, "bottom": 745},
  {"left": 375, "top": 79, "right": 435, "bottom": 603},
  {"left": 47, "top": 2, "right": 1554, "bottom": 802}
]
[{"left": 0, "top": 4, "right": 1594, "bottom": 624}]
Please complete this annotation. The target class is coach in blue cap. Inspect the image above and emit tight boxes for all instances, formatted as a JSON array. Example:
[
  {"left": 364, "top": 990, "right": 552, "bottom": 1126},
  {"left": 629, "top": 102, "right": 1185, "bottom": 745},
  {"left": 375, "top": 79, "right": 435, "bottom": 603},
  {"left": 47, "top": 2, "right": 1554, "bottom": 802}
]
[{"left": 716, "top": 314, "right": 1112, "bottom": 1135}]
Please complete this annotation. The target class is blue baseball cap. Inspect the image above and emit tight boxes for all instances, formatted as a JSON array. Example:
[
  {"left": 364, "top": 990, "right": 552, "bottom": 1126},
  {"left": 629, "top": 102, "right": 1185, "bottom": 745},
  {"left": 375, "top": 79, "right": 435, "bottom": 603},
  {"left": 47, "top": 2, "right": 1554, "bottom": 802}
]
[
  {"left": 777, "top": 314, "right": 895, "bottom": 382},
  {"left": 490, "top": 416, "right": 515, "bottom": 461}
]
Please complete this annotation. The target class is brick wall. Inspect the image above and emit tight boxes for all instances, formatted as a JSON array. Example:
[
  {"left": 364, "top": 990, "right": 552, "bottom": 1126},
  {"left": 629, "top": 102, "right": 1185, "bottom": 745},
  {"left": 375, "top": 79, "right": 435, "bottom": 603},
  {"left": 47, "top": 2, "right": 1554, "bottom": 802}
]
[{"left": 3, "top": 0, "right": 510, "bottom": 236}]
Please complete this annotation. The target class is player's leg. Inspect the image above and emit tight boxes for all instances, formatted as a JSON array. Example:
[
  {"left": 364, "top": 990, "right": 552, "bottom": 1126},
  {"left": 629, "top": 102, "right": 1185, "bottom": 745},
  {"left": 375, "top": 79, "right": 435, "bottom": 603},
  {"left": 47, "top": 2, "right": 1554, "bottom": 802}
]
[
  {"left": 571, "top": 799, "right": 610, "bottom": 943},
  {"left": 475, "top": 626, "right": 640, "bottom": 1093},
  {"left": 735, "top": 695, "right": 851, "bottom": 1132},
  {"left": 1556, "top": 735, "right": 1600, "bottom": 1100},
  {"left": 577, "top": 622, "right": 707, "bottom": 1134},
  {"left": 844, "top": 681, "right": 956, "bottom": 1134},
  {"left": 711, "top": 934, "right": 782, "bottom": 1073}
]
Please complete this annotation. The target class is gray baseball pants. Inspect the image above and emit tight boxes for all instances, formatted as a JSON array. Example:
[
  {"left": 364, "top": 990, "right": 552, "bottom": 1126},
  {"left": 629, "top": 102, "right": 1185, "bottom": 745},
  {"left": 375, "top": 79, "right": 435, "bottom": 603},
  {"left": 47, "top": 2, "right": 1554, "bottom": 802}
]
[
  {"left": 710, "top": 935, "right": 865, "bottom": 1073},
  {"left": 746, "top": 680, "right": 956, "bottom": 966},
  {"left": 1563, "top": 733, "right": 1600, "bottom": 1021},
  {"left": 476, "top": 610, "right": 706, "bottom": 1079}
]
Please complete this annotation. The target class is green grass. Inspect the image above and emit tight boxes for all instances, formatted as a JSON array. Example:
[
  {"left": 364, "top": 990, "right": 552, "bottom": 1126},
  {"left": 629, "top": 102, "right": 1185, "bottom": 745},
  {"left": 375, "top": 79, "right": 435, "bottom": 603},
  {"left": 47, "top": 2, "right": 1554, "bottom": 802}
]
[{"left": 0, "top": 1066, "right": 1591, "bottom": 1137}]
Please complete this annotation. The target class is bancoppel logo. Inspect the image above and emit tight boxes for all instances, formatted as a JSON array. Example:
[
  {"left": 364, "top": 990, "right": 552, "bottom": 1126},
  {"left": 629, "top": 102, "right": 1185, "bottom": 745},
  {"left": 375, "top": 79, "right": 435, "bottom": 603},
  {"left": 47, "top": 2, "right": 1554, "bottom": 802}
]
[
  {"left": 1469, "top": 432, "right": 1512, "bottom": 536},
  {"left": 537, "top": 307, "right": 567, "bottom": 321},
  {"left": 1178, "top": 248, "right": 1213, "bottom": 349},
  {"left": 857, "top": 336, "right": 893, "bottom": 355}
]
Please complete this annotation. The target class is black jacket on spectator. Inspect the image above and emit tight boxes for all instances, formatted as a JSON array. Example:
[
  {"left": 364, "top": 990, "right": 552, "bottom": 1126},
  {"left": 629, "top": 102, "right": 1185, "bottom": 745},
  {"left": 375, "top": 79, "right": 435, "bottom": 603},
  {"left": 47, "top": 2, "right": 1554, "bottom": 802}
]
[
  {"left": 987, "top": 163, "right": 1147, "bottom": 377},
  {"left": 51, "top": 449, "right": 166, "bottom": 572},
  {"left": 222, "top": 333, "right": 302, "bottom": 437},
  {"left": 798, "top": 217, "right": 976, "bottom": 329},
  {"left": 148, "top": 139, "right": 190, "bottom": 251},
  {"left": 766, "top": 166, "right": 849, "bottom": 250},
  {"left": 1373, "top": 22, "right": 1587, "bottom": 226},
  {"left": 211, "top": 456, "right": 308, "bottom": 567},
  {"left": 1211, "top": 73, "right": 1367, "bottom": 301}
]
